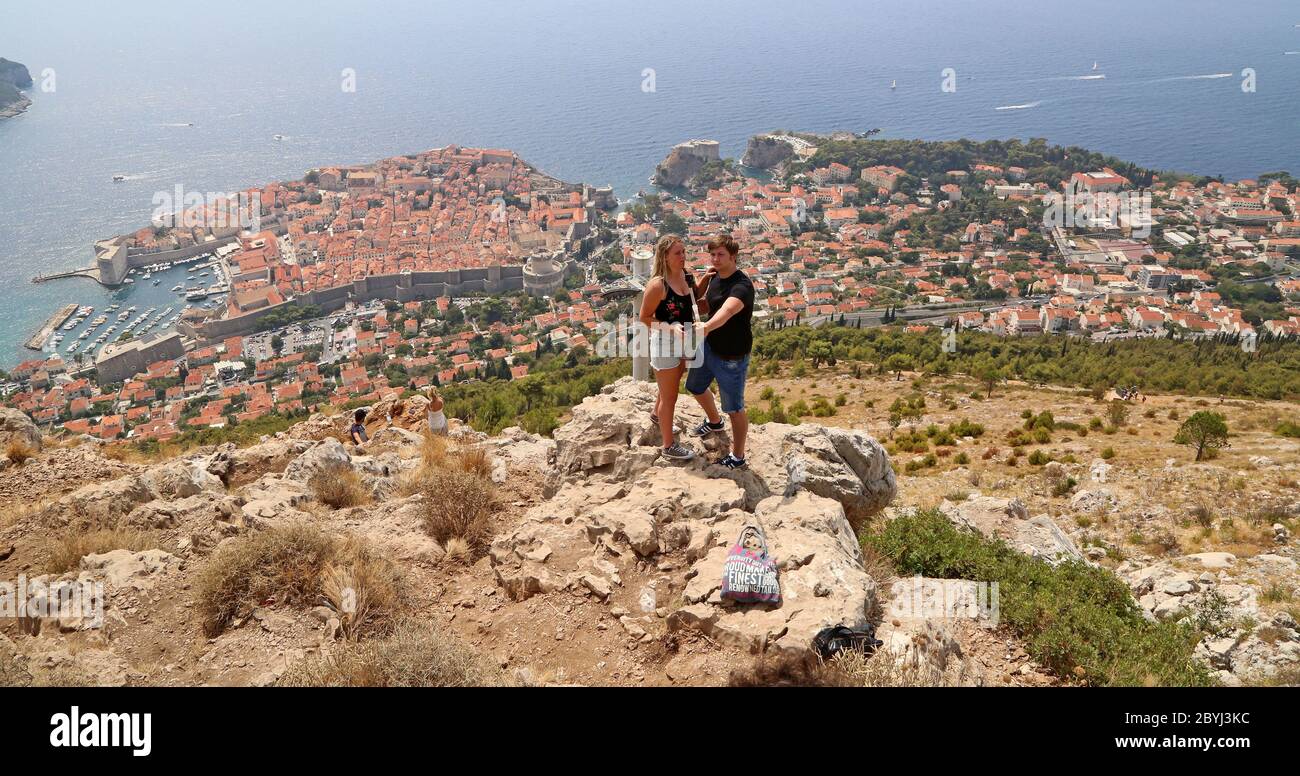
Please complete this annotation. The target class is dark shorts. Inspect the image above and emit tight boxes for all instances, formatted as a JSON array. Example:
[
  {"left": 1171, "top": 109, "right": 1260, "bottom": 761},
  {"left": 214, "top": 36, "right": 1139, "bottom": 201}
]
[{"left": 686, "top": 340, "right": 750, "bottom": 414}]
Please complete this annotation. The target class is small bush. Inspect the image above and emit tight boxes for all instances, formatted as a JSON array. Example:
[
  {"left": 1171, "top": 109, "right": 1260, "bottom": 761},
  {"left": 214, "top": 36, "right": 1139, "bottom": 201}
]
[
  {"left": 1100, "top": 447, "right": 1115, "bottom": 460},
  {"left": 310, "top": 463, "right": 370, "bottom": 509},
  {"left": 1051, "top": 477, "right": 1078, "bottom": 498},
  {"left": 5, "top": 440, "right": 37, "bottom": 466},
  {"left": 279, "top": 621, "right": 514, "bottom": 687},
  {"left": 418, "top": 469, "right": 496, "bottom": 548},
  {"left": 452, "top": 445, "right": 493, "bottom": 479},
  {"left": 194, "top": 524, "right": 401, "bottom": 637}
]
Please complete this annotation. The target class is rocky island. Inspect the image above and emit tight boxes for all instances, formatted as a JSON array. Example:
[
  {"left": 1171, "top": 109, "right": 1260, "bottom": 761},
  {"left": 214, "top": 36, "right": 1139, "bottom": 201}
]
[
  {"left": 650, "top": 138, "right": 740, "bottom": 196},
  {"left": 0, "top": 57, "right": 33, "bottom": 119}
]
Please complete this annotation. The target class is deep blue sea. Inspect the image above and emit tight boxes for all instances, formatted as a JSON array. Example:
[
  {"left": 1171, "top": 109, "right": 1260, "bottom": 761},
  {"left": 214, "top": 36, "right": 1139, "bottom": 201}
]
[{"left": 2, "top": 0, "right": 1299, "bottom": 367}]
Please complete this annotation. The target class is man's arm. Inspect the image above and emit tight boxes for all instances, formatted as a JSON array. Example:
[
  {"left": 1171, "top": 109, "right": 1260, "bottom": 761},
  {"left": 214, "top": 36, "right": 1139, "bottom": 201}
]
[{"left": 699, "top": 297, "right": 744, "bottom": 334}]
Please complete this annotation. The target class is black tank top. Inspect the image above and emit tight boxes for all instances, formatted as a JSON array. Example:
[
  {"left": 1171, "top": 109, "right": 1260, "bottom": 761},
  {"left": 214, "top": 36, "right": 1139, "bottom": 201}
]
[{"left": 653, "top": 274, "right": 696, "bottom": 324}]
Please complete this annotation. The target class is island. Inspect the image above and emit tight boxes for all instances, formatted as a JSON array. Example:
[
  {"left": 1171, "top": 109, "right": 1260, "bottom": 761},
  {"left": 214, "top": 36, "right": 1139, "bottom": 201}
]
[{"left": 0, "top": 57, "right": 33, "bottom": 119}]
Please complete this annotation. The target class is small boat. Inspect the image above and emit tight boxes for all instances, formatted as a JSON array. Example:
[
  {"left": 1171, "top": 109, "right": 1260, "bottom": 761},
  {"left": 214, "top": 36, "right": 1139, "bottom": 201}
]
[
  {"left": 153, "top": 279, "right": 161, "bottom": 285},
  {"left": 273, "top": 134, "right": 286, "bottom": 141},
  {"left": 890, "top": 79, "right": 897, "bottom": 89},
  {"left": 1093, "top": 61, "right": 1099, "bottom": 71},
  {"left": 113, "top": 174, "right": 127, "bottom": 182}
]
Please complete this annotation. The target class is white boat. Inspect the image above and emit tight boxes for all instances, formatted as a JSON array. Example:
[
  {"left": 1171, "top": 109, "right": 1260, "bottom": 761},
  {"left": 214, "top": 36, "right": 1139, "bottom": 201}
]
[
  {"left": 890, "top": 79, "right": 897, "bottom": 89},
  {"left": 1093, "top": 61, "right": 1098, "bottom": 71},
  {"left": 273, "top": 134, "right": 286, "bottom": 141},
  {"left": 113, "top": 174, "right": 127, "bottom": 182}
]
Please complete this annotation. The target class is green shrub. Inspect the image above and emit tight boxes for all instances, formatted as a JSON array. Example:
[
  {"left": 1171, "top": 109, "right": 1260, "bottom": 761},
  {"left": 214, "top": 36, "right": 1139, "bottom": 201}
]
[{"left": 862, "top": 510, "right": 1214, "bottom": 686}]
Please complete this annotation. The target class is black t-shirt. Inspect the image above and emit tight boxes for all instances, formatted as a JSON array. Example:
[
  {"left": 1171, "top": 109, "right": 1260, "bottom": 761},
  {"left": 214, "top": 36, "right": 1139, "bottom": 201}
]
[{"left": 704, "top": 269, "right": 755, "bottom": 358}]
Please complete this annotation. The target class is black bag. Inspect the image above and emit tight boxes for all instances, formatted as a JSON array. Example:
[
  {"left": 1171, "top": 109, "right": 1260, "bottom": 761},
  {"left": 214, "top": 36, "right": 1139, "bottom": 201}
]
[{"left": 812, "top": 625, "right": 883, "bottom": 660}]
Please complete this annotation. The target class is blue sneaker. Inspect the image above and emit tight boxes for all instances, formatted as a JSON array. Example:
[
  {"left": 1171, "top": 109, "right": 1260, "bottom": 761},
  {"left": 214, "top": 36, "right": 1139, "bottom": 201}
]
[
  {"left": 718, "top": 453, "right": 747, "bottom": 470},
  {"left": 691, "top": 420, "right": 725, "bottom": 438}
]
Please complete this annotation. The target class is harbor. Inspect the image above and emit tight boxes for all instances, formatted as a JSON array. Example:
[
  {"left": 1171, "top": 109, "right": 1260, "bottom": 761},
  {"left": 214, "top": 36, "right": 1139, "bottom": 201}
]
[
  {"left": 24, "top": 303, "right": 80, "bottom": 351},
  {"left": 19, "top": 253, "right": 230, "bottom": 362}
]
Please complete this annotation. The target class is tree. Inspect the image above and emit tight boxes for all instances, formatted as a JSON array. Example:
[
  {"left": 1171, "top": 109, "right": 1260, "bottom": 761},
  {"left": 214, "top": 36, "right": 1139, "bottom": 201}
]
[
  {"left": 519, "top": 379, "right": 546, "bottom": 411},
  {"left": 271, "top": 335, "right": 284, "bottom": 356},
  {"left": 884, "top": 353, "right": 912, "bottom": 381},
  {"left": 974, "top": 359, "right": 1002, "bottom": 398},
  {"left": 660, "top": 213, "right": 687, "bottom": 237},
  {"left": 808, "top": 341, "right": 832, "bottom": 368},
  {"left": 1174, "top": 411, "right": 1229, "bottom": 461}
]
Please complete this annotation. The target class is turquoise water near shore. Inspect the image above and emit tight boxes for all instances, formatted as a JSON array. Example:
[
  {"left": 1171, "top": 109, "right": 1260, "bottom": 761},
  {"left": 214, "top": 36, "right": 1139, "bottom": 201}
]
[{"left": 2, "top": 0, "right": 1299, "bottom": 368}]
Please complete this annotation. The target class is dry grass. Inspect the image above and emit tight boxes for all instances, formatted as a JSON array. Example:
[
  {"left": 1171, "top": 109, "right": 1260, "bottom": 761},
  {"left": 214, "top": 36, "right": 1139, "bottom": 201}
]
[
  {"left": 309, "top": 462, "right": 371, "bottom": 509},
  {"left": 321, "top": 537, "right": 405, "bottom": 640},
  {"left": 443, "top": 537, "right": 471, "bottom": 565},
  {"left": 278, "top": 620, "right": 515, "bottom": 687},
  {"left": 4, "top": 439, "right": 37, "bottom": 466},
  {"left": 415, "top": 468, "right": 497, "bottom": 549},
  {"left": 727, "top": 652, "right": 852, "bottom": 687},
  {"left": 452, "top": 445, "right": 493, "bottom": 479},
  {"left": 44, "top": 527, "right": 158, "bottom": 573},
  {"left": 194, "top": 523, "right": 403, "bottom": 636},
  {"left": 832, "top": 648, "right": 982, "bottom": 687}
]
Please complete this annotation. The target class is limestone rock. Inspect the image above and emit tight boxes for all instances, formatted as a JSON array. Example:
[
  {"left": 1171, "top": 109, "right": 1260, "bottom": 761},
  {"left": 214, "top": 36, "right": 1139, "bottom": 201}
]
[
  {"left": 80, "top": 548, "right": 180, "bottom": 590},
  {"left": 939, "top": 494, "right": 1083, "bottom": 564},
  {"left": 282, "top": 438, "right": 352, "bottom": 483},
  {"left": 0, "top": 407, "right": 42, "bottom": 452}
]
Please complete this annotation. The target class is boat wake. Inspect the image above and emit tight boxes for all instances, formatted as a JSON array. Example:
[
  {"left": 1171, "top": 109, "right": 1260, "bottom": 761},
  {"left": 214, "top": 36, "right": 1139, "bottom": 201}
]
[
  {"left": 1157, "top": 72, "right": 1233, "bottom": 81},
  {"left": 995, "top": 101, "right": 1041, "bottom": 111}
]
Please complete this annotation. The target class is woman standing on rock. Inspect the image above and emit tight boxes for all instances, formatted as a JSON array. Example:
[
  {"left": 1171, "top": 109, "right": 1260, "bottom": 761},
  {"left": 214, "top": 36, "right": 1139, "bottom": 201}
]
[
  {"left": 639, "top": 234, "right": 700, "bottom": 461},
  {"left": 426, "top": 386, "right": 448, "bottom": 436}
]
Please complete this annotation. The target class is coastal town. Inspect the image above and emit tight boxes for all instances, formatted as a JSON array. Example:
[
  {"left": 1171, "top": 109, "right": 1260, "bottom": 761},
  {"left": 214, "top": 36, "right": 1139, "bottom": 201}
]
[{"left": 3, "top": 135, "right": 1300, "bottom": 445}]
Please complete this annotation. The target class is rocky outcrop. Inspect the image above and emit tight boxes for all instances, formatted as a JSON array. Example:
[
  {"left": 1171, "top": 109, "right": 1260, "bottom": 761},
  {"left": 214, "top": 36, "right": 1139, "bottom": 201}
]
[
  {"left": 651, "top": 139, "right": 720, "bottom": 188},
  {"left": 0, "top": 407, "right": 42, "bottom": 452},
  {"left": 492, "top": 377, "right": 897, "bottom": 656},
  {"left": 1120, "top": 555, "right": 1300, "bottom": 685},
  {"left": 939, "top": 494, "right": 1084, "bottom": 564},
  {"left": 740, "top": 134, "right": 796, "bottom": 170}
]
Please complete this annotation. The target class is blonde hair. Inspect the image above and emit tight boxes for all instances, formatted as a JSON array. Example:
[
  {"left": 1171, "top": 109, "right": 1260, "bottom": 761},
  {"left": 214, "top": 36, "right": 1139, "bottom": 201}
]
[{"left": 651, "top": 234, "right": 684, "bottom": 281}]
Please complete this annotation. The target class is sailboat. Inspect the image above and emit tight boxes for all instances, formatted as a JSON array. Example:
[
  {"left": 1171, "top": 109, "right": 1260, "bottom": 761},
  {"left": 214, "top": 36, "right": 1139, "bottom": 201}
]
[
  {"left": 1093, "top": 61, "right": 1099, "bottom": 71},
  {"left": 890, "top": 79, "right": 897, "bottom": 90}
]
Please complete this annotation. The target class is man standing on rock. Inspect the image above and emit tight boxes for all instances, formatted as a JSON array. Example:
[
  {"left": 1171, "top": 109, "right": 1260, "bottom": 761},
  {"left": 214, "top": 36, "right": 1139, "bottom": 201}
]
[{"left": 689, "top": 234, "right": 755, "bottom": 470}]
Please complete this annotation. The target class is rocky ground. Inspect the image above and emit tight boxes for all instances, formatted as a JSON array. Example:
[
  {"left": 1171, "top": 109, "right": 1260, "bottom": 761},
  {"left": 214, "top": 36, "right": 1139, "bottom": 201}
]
[{"left": 1, "top": 370, "right": 1296, "bottom": 687}]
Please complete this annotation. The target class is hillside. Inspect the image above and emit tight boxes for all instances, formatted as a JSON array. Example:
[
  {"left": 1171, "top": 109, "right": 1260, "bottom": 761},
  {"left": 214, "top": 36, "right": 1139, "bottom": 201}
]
[{"left": 1, "top": 371, "right": 1296, "bottom": 687}]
